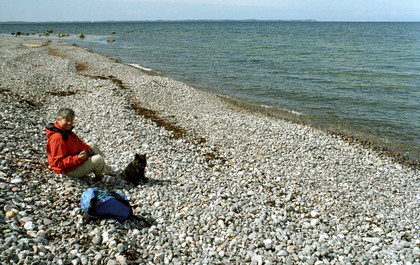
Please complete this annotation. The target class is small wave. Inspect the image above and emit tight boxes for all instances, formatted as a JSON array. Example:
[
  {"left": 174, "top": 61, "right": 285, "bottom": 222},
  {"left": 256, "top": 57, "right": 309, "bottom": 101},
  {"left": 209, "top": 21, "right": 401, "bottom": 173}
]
[
  {"left": 128, "top": 63, "right": 153, "bottom": 72},
  {"left": 218, "top": 94, "right": 307, "bottom": 121},
  {"left": 261, "top": 104, "right": 305, "bottom": 117}
]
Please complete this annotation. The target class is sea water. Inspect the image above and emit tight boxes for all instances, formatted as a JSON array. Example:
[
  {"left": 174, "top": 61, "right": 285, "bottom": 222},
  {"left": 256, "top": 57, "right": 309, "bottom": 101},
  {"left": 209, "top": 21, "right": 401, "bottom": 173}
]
[{"left": 1, "top": 21, "right": 419, "bottom": 159}]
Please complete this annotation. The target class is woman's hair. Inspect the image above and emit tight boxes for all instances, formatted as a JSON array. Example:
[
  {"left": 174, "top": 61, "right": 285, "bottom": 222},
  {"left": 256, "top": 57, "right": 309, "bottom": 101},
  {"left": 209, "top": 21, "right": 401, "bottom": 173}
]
[{"left": 57, "top": 108, "right": 75, "bottom": 120}]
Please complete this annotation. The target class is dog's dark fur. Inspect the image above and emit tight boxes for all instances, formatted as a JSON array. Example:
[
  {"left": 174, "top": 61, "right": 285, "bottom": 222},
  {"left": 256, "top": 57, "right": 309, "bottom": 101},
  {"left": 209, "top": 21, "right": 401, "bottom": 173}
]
[{"left": 122, "top": 154, "right": 147, "bottom": 185}]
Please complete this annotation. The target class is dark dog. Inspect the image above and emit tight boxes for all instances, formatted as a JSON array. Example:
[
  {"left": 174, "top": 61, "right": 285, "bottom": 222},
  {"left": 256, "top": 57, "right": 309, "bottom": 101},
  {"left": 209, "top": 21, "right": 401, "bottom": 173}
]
[{"left": 121, "top": 154, "right": 147, "bottom": 185}]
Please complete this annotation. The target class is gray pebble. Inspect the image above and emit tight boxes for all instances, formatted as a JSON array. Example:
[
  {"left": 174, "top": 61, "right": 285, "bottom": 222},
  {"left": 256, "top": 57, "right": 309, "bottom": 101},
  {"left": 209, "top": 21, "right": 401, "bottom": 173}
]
[{"left": 92, "top": 236, "right": 102, "bottom": 245}]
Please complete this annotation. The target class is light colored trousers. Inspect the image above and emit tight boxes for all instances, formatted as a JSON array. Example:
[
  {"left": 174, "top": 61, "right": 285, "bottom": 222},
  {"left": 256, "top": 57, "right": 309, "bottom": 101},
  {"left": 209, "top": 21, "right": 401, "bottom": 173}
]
[{"left": 66, "top": 143, "right": 107, "bottom": 178}]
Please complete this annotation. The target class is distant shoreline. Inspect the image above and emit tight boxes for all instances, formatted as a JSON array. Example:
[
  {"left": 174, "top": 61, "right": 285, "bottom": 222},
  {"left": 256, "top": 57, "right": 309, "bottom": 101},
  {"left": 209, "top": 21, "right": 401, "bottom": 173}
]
[
  {"left": 0, "top": 19, "right": 318, "bottom": 24},
  {"left": 2, "top": 20, "right": 420, "bottom": 24}
]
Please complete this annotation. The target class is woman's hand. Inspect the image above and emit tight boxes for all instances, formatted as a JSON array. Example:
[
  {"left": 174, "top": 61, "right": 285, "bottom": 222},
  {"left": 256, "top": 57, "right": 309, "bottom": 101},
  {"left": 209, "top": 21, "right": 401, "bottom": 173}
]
[{"left": 78, "top": 150, "right": 88, "bottom": 160}]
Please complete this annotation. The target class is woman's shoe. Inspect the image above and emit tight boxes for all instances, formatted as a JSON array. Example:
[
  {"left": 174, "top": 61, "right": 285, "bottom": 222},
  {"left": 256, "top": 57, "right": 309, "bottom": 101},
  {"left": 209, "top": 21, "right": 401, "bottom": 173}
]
[{"left": 95, "top": 174, "right": 115, "bottom": 184}]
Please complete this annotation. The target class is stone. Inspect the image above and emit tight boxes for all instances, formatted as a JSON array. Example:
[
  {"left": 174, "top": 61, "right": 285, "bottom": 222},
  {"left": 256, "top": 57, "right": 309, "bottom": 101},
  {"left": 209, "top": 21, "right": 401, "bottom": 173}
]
[
  {"left": 285, "top": 192, "right": 294, "bottom": 202},
  {"left": 23, "top": 222, "right": 36, "bottom": 230},
  {"left": 37, "top": 230, "right": 46, "bottom": 238},
  {"left": 6, "top": 211, "right": 15, "bottom": 218},
  {"left": 80, "top": 255, "right": 88, "bottom": 265},
  {"left": 251, "top": 254, "right": 262, "bottom": 265},
  {"left": 310, "top": 219, "right": 319, "bottom": 226},
  {"left": 109, "top": 240, "right": 117, "bottom": 249},
  {"left": 116, "top": 254, "right": 126, "bottom": 264},
  {"left": 106, "top": 260, "right": 118, "bottom": 265},
  {"left": 263, "top": 239, "right": 272, "bottom": 249},
  {"left": 310, "top": 210, "right": 320, "bottom": 218},
  {"left": 92, "top": 236, "right": 102, "bottom": 245},
  {"left": 27, "top": 231, "right": 37, "bottom": 238},
  {"left": 117, "top": 243, "right": 125, "bottom": 253},
  {"left": 278, "top": 250, "right": 288, "bottom": 256},
  {"left": 94, "top": 252, "right": 103, "bottom": 261},
  {"left": 363, "top": 237, "right": 381, "bottom": 244},
  {"left": 214, "top": 237, "right": 224, "bottom": 245},
  {"left": 154, "top": 253, "right": 164, "bottom": 264},
  {"left": 10, "top": 178, "right": 23, "bottom": 184},
  {"left": 102, "top": 231, "right": 109, "bottom": 243},
  {"left": 217, "top": 219, "right": 225, "bottom": 228},
  {"left": 19, "top": 216, "right": 32, "bottom": 225}
]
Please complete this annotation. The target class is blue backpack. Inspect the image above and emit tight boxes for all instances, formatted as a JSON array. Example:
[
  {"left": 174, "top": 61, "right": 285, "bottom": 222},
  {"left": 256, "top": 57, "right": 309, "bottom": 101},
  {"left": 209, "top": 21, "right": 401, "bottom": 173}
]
[{"left": 80, "top": 188, "right": 133, "bottom": 223}]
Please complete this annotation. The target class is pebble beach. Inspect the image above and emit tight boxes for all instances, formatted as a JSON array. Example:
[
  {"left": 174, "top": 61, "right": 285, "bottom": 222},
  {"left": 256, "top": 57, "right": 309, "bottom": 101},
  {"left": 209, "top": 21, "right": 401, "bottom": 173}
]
[{"left": 0, "top": 36, "right": 419, "bottom": 264}]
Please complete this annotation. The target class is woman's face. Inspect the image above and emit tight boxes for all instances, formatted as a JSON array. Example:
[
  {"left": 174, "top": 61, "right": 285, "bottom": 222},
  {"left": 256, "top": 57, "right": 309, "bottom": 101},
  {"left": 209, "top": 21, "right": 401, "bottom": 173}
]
[{"left": 57, "top": 117, "right": 74, "bottom": 131}]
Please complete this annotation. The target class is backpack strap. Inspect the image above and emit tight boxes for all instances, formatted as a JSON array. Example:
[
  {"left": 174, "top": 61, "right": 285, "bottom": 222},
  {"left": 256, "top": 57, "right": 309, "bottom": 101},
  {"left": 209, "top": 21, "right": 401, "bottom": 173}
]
[
  {"left": 46, "top": 123, "right": 71, "bottom": 141},
  {"left": 87, "top": 190, "right": 110, "bottom": 215},
  {"left": 88, "top": 197, "right": 100, "bottom": 215},
  {"left": 97, "top": 190, "right": 109, "bottom": 199},
  {"left": 108, "top": 192, "right": 131, "bottom": 207}
]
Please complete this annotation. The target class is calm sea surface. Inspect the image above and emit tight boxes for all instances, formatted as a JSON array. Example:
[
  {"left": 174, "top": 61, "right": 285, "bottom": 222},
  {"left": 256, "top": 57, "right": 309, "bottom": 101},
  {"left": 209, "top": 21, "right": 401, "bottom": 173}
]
[{"left": 1, "top": 22, "right": 419, "bottom": 159}]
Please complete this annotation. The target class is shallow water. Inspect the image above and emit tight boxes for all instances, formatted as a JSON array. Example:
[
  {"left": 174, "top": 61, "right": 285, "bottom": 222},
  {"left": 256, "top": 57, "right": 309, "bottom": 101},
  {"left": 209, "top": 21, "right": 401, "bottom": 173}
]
[{"left": 1, "top": 21, "right": 419, "bottom": 159}]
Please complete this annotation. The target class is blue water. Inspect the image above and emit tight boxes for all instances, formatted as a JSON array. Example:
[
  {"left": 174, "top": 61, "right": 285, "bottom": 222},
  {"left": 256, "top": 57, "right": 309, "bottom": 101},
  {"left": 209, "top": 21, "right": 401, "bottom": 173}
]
[{"left": 1, "top": 21, "right": 419, "bottom": 159}]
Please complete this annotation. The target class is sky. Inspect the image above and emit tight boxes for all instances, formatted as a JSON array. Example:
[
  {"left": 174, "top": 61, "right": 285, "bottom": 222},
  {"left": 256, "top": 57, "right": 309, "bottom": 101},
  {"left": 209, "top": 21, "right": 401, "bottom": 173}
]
[{"left": 1, "top": 0, "right": 419, "bottom": 22}]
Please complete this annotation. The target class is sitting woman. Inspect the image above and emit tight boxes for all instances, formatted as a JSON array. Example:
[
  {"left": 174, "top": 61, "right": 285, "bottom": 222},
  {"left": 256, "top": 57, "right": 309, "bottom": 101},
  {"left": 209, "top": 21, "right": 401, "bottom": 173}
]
[{"left": 45, "top": 108, "right": 114, "bottom": 183}]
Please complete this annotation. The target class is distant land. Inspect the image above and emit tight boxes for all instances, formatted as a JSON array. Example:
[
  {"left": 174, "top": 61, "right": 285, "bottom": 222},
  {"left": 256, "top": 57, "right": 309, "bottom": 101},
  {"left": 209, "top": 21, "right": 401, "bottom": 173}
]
[{"left": 0, "top": 19, "right": 317, "bottom": 24}]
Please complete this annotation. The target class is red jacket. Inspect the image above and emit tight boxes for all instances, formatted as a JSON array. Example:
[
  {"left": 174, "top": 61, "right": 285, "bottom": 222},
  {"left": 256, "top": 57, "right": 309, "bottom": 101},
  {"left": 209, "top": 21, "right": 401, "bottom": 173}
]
[{"left": 45, "top": 122, "right": 90, "bottom": 174}]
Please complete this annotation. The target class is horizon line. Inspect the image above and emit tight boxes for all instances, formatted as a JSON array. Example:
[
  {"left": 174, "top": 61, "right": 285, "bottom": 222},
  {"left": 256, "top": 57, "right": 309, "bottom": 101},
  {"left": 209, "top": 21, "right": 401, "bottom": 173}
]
[{"left": 1, "top": 19, "right": 419, "bottom": 24}]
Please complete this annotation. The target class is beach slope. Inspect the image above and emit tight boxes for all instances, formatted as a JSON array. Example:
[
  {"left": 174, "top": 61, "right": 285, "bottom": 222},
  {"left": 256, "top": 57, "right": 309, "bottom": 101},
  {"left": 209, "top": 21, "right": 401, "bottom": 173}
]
[{"left": 0, "top": 36, "right": 419, "bottom": 264}]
